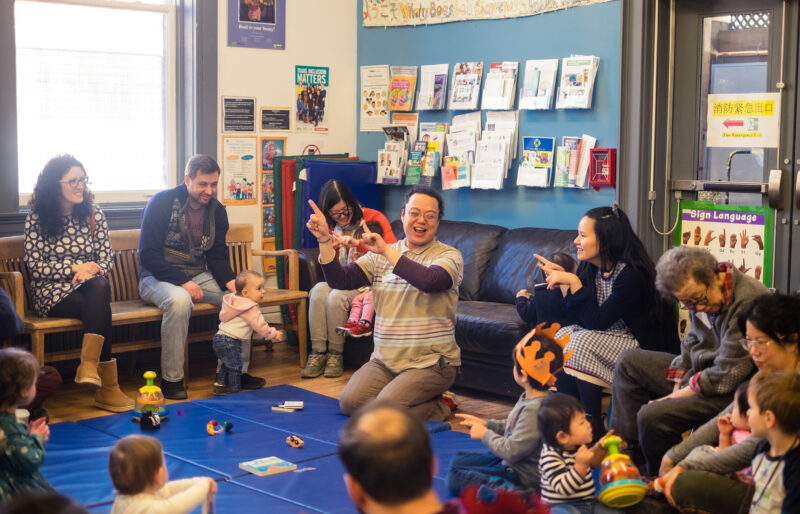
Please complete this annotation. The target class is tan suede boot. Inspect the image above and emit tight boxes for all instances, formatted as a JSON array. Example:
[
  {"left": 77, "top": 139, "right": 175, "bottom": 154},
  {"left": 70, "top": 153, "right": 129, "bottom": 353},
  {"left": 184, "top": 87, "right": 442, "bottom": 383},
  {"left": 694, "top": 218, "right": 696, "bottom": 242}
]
[
  {"left": 94, "top": 359, "right": 135, "bottom": 412},
  {"left": 75, "top": 333, "right": 104, "bottom": 387}
]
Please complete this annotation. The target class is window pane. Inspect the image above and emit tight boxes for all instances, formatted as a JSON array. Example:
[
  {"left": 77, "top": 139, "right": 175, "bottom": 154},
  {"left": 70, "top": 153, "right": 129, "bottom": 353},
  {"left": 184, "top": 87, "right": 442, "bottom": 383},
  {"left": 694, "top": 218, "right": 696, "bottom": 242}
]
[
  {"left": 15, "top": 1, "right": 170, "bottom": 195},
  {"left": 697, "top": 13, "right": 770, "bottom": 206}
]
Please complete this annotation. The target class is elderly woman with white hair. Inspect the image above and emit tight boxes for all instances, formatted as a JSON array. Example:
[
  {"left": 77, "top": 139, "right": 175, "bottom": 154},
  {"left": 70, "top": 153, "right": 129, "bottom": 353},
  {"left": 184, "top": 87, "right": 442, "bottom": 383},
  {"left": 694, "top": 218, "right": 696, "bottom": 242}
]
[{"left": 608, "top": 246, "right": 768, "bottom": 476}]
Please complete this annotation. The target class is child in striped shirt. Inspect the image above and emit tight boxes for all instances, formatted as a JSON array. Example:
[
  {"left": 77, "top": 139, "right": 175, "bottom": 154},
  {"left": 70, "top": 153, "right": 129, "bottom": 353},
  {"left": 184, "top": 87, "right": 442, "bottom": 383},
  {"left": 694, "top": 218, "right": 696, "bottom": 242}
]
[{"left": 537, "top": 393, "right": 620, "bottom": 513}]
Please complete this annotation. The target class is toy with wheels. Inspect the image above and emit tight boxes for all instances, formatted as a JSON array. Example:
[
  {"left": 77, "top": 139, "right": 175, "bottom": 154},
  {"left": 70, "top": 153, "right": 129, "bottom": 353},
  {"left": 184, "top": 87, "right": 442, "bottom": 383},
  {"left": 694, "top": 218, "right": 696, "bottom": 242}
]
[
  {"left": 597, "top": 435, "right": 648, "bottom": 508},
  {"left": 132, "top": 371, "right": 169, "bottom": 422}
]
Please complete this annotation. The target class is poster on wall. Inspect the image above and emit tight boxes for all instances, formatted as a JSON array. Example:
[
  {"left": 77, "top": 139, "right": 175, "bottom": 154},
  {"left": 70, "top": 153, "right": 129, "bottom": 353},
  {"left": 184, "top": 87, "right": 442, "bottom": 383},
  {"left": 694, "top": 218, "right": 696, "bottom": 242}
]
[
  {"left": 222, "top": 97, "right": 256, "bottom": 133},
  {"left": 362, "top": 0, "right": 612, "bottom": 27},
  {"left": 228, "top": 0, "right": 286, "bottom": 50},
  {"left": 259, "top": 137, "right": 284, "bottom": 276},
  {"left": 221, "top": 136, "right": 258, "bottom": 205},
  {"left": 675, "top": 201, "right": 773, "bottom": 286},
  {"left": 295, "top": 65, "right": 329, "bottom": 133},
  {"left": 360, "top": 65, "right": 390, "bottom": 132},
  {"left": 261, "top": 107, "right": 291, "bottom": 131}
]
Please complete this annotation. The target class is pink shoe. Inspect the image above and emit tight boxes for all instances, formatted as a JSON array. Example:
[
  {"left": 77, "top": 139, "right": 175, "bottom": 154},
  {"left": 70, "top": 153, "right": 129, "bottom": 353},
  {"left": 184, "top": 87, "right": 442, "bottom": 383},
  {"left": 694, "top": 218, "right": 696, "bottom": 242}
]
[{"left": 348, "top": 320, "right": 373, "bottom": 338}]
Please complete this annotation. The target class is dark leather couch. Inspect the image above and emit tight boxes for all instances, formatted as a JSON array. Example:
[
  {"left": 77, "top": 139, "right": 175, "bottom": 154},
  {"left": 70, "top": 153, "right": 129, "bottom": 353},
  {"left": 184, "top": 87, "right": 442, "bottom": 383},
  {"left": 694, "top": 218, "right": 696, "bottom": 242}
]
[{"left": 298, "top": 220, "right": 576, "bottom": 398}]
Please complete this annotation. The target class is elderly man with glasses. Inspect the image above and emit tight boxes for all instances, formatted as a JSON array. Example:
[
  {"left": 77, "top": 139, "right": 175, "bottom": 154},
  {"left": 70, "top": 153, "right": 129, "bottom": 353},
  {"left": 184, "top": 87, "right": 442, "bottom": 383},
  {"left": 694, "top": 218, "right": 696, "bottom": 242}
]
[{"left": 608, "top": 246, "right": 768, "bottom": 476}]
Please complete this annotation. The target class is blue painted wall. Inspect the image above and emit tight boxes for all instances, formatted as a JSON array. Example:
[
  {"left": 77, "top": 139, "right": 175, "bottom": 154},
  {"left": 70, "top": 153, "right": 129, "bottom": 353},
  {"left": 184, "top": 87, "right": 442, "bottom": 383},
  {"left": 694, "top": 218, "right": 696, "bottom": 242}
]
[{"left": 356, "top": 0, "right": 621, "bottom": 230}]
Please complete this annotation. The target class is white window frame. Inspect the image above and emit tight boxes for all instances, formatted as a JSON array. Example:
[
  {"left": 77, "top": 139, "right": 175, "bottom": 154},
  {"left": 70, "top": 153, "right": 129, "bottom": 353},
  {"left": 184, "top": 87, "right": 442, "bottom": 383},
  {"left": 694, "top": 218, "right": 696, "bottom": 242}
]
[{"left": 15, "top": 0, "right": 177, "bottom": 207}]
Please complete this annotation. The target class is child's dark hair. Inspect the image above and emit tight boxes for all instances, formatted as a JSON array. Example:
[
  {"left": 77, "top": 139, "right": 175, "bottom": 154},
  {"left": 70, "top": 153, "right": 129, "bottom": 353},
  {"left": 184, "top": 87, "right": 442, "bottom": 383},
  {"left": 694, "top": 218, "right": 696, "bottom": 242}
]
[
  {"left": 538, "top": 393, "right": 585, "bottom": 447},
  {"left": 749, "top": 371, "right": 800, "bottom": 435},
  {"left": 550, "top": 252, "right": 578, "bottom": 274},
  {"left": 354, "top": 221, "right": 384, "bottom": 240},
  {"left": 234, "top": 269, "right": 262, "bottom": 295},
  {"left": 512, "top": 333, "right": 564, "bottom": 391},
  {"left": 109, "top": 435, "right": 164, "bottom": 495},
  {"left": 734, "top": 380, "right": 749, "bottom": 417},
  {"left": 0, "top": 348, "right": 39, "bottom": 410}
]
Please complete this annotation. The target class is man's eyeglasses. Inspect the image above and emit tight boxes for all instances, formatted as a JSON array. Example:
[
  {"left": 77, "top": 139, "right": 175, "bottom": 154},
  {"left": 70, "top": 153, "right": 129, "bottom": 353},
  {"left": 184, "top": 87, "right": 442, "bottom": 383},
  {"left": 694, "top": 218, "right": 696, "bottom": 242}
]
[
  {"left": 406, "top": 210, "right": 439, "bottom": 223},
  {"left": 739, "top": 338, "right": 774, "bottom": 352},
  {"left": 679, "top": 285, "right": 709, "bottom": 309},
  {"left": 328, "top": 207, "right": 352, "bottom": 219},
  {"left": 60, "top": 176, "right": 89, "bottom": 189}
]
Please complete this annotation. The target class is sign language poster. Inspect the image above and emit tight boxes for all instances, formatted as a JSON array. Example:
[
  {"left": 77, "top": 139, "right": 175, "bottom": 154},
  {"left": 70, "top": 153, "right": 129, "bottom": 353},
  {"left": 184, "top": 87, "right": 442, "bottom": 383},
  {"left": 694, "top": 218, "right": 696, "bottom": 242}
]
[{"left": 676, "top": 201, "right": 773, "bottom": 286}]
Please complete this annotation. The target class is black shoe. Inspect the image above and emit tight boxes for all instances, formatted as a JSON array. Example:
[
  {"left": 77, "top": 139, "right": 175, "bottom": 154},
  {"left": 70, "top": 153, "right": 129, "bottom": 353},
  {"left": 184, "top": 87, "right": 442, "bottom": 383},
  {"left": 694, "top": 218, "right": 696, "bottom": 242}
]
[
  {"left": 161, "top": 379, "right": 188, "bottom": 400},
  {"left": 240, "top": 373, "right": 266, "bottom": 389}
]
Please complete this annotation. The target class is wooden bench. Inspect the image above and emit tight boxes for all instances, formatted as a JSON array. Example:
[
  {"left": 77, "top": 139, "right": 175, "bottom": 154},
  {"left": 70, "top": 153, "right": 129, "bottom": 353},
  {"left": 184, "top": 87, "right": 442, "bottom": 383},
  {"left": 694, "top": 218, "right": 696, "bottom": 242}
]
[{"left": 0, "top": 224, "right": 309, "bottom": 374}]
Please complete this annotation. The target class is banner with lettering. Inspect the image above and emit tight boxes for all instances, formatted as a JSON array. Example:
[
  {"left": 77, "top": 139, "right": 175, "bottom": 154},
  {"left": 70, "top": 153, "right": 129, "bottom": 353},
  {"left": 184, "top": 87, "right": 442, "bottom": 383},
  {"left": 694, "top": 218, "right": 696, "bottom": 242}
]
[{"left": 362, "top": 0, "right": 612, "bottom": 27}]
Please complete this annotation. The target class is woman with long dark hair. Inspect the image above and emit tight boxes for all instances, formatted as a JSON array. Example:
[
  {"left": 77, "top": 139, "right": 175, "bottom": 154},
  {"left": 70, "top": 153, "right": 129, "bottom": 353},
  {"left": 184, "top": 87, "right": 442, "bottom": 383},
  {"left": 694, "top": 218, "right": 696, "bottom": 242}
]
[
  {"left": 536, "top": 203, "right": 678, "bottom": 436},
  {"left": 24, "top": 154, "right": 133, "bottom": 412},
  {"left": 301, "top": 179, "right": 396, "bottom": 379}
]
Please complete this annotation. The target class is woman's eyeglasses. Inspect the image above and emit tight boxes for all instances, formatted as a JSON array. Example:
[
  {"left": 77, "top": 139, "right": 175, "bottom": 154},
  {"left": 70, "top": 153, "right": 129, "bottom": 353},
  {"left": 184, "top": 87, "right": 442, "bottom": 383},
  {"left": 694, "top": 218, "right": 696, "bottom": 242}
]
[
  {"left": 739, "top": 338, "right": 774, "bottom": 352},
  {"left": 60, "top": 176, "right": 89, "bottom": 189},
  {"left": 328, "top": 207, "right": 352, "bottom": 219}
]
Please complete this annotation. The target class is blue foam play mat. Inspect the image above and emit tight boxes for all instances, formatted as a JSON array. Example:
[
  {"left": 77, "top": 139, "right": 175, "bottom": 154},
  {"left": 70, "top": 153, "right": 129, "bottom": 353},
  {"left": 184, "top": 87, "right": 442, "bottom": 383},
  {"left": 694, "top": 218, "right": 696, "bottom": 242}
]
[{"left": 41, "top": 385, "right": 468, "bottom": 513}]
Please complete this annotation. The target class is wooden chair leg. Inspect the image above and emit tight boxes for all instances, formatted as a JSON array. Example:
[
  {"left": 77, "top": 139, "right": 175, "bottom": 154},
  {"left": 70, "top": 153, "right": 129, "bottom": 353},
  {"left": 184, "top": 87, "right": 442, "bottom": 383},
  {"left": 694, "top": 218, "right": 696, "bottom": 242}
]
[
  {"left": 183, "top": 338, "right": 189, "bottom": 390},
  {"left": 31, "top": 331, "right": 45, "bottom": 366},
  {"left": 297, "top": 298, "right": 308, "bottom": 368}
]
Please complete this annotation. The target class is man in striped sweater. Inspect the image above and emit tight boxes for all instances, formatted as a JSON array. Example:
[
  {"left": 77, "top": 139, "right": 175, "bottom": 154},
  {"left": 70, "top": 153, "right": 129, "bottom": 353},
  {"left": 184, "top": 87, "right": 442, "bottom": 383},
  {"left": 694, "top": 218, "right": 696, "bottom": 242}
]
[{"left": 306, "top": 186, "right": 462, "bottom": 421}]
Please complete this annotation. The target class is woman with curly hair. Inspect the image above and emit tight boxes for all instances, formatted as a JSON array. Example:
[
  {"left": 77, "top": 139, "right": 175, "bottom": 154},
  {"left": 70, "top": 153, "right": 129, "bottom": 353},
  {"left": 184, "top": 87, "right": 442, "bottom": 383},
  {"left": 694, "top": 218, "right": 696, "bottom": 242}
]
[{"left": 24, "top": 154, "right": 133, "bottom": 412}]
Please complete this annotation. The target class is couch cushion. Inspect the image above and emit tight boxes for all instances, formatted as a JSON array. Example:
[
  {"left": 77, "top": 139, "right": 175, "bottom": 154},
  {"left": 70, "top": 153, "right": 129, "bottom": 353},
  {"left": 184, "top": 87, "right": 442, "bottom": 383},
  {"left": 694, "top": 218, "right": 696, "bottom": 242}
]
[
  {"left": 478, "top": 227, "right": 576, "bottom": 304},
  {"left": 455, "top": 301, "right": 530, "bottom": 366},
  {"left": 390, "top": 219, "right": 506, "bottom": 301}
]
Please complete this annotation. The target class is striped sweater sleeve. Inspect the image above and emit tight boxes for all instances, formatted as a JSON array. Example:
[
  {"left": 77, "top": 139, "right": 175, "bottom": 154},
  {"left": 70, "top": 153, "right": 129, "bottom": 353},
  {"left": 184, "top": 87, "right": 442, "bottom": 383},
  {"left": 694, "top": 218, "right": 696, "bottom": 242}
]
[{"left": 539, "top": 445, "right": 595, "bottom": 503}]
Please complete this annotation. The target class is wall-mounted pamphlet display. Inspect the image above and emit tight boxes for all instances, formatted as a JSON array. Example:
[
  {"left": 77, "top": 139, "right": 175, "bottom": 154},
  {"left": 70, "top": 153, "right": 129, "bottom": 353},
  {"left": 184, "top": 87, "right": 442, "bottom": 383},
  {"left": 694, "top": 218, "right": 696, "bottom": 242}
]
[
  {"left": 449, "top": 62, "right": 483, "bottom": 110},
  {"left": 519, "top": 59, "right": 559, "bottom": 110},
  {"left": 556, "top": 55, "right": 599, "bottom": 109},
  {"left": 360, "top": 65, "right": 390, "bottom": 132},
  {"left": 388, "top": 66, "right": 418, "bottom": 111},
  {"left": 417, "top": 64, "right": 449, "bottom": 110}
]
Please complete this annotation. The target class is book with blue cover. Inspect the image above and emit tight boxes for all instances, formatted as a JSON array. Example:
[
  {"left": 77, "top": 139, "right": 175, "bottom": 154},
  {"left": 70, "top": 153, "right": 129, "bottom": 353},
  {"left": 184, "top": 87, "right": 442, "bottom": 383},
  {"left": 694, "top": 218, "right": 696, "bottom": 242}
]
[{"left": 239, "top": 456, "right": 297, "bottom": 477}]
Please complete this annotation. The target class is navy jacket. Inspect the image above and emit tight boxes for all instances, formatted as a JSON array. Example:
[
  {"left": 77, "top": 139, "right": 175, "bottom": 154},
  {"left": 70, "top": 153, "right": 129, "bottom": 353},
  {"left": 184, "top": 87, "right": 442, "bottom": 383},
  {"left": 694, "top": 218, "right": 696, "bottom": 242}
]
[
  {"left": 563, "top": 262, "right": 680, "bottom": 355},
  {"left": 515, "top": 285, "right": 577, "bottom": 328},
  {"left": 139, "top": 184, "right": 235, "bottom": 290},
  {"left": 0, "top": 288, "right": 24, "bottom": 340}
]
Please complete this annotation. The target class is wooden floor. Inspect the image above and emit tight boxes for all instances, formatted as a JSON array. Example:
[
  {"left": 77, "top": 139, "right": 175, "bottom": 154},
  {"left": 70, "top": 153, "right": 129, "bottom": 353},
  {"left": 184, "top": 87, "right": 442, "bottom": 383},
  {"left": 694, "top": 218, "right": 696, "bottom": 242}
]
[{"left": 45, "top": 342, "right": 516, "bottom": 434}]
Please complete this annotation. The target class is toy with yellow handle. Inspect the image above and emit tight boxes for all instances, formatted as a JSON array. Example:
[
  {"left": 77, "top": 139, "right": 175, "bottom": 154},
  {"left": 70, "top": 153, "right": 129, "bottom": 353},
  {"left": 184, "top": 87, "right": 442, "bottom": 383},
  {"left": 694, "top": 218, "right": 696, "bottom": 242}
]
[
  {"left": 597, "top": 435, "right": 648, "bottom": 508},
  {"left": 132, "top": 370, "right": 168, "bottom": 421}
]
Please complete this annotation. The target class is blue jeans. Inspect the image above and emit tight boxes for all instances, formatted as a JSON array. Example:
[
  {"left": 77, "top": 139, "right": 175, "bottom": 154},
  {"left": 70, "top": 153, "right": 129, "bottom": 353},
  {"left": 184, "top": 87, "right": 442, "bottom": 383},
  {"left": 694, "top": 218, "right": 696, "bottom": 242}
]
[
  {"left": 549, "top": 500, "right": 623, "bottom": 514},
  {"left": 445, "top": 451, "right": 521, "bottom": 496},
  {"left": 212, "top": 334, "right": 242, "bottom": 391},
  {"left": 139, "top": 271, "right": 250, "bottom": 382}
]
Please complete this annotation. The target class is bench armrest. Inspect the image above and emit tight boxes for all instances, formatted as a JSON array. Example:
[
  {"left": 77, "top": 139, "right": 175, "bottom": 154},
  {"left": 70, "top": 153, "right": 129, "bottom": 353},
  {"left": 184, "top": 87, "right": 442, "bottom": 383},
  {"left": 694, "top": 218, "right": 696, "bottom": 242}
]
[
  {"left": 0, "top": 271, "right": 25, "bottom": 317},
  {"left": 253, "top": 249, "right": 299, "bottom": 291}
]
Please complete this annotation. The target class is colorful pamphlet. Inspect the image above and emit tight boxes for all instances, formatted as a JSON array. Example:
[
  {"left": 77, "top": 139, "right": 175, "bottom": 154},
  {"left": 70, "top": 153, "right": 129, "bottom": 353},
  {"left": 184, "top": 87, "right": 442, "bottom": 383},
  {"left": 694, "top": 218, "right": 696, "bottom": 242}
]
[
  {"left": 519, "top": 59, "right": 558, "bottom": 110},
  {"left": 517, "top": 136, "right": 555, "bottom": 187},
  {"left": 239, "top": 456, "right": 297, "bottom": 477},
  {"left": 556, "top": 55, "right": 599, "bottom": 109},
  {"left": 449, "top": 62, "right": 483, "bottom": 110},
  {"left": 481, "top": 61, "right": 518, "bottom": 110},
  {"left": 388, "top": 65, "right": 418, "bottom": 111},
  {"left": 417, "top": 64, "right": 449, "bottom": 110}
]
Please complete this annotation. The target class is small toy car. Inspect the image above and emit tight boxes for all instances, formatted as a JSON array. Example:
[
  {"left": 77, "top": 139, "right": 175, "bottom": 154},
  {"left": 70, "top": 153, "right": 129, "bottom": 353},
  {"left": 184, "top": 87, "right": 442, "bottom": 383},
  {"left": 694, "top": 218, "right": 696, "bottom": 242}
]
[{"left": 286, "top": 435, "right": 304, "bottom": 448}]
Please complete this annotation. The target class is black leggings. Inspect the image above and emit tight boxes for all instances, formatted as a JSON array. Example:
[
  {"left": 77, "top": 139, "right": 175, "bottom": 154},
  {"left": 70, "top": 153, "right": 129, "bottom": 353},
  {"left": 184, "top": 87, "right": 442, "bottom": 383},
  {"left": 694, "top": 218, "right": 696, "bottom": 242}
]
[
  {"left": 48, "top": 276, "right": 113, "bottom": 361},
  {"left": 555, "top": 370, "right": 606, "bottom": 439}
]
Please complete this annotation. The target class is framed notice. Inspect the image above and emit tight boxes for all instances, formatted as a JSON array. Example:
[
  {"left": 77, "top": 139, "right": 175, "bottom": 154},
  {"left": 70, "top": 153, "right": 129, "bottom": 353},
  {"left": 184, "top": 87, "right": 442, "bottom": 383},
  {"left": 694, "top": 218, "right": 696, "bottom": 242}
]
[
  {"left": 261, "top": 107, "right": 291, "bottom": 131},
  {"left": 222, "top": 96, "right": 256, "bottom": 133},
  {"left": 221, "top": 136, "right": 258, "bottom": 205},
  {"left": 227, "top": 0, "right": 285, "bottom": 50}
]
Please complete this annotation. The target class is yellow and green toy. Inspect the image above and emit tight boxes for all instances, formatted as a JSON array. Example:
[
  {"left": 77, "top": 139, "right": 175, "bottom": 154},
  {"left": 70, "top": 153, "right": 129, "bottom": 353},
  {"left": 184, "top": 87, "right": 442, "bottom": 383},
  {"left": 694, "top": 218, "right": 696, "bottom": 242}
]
[
  {"left": 132, "top": 371, "right": 169, "bottom": 421},
  {"left": 597, "top": 435, "right": 648, "bottom": 508}
]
